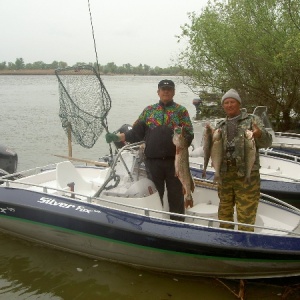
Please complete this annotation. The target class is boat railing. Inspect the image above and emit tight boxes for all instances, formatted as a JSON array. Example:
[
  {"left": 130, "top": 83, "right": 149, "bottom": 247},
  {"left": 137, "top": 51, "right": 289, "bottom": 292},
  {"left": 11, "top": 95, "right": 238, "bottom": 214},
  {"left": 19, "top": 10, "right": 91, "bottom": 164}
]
[
  {"left": 0, "top": 163, "right": 58, "bottom": 180},
  {"left": 191, "top": 159, "right": 300, "bottom": 182},
  {"left": 1, "top": 176, "right": 300, "bottom": 236},
  {"left": 260, "top": 172, "right": 300, "bottom": 182},
  {"left": 109, "top": 141, "right": 145, "bottom": 175},
  {"left": 275, "top": 131, "right": 300, "bottom": 139},
  {"left": 259, "top": 192, "right": 300, "bottom": 213},
  {"left": 93, "top": 141, "right": 145, "bottom": 197},
  {"left": 271, "top": 143, "right": 300, "bottom": 150},
  {"left": 260, "top": 148, "right": 300, "bottom": 163}
]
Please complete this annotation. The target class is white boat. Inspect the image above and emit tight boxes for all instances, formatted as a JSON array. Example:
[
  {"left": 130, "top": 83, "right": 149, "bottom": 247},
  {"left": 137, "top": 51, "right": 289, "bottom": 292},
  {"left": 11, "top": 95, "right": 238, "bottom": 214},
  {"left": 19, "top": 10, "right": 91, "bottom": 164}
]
[
  {"left": 0, "top": 142, "right": 300, "bottom": 279},
  {"left": 253, "top": 106, "right": 300, "bottom": 155}
]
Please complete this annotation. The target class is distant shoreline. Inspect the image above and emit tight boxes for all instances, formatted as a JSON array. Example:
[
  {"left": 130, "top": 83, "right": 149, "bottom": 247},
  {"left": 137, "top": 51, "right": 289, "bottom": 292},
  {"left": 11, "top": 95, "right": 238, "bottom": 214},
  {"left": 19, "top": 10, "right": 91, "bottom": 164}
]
[
  {"left": 0, "top": 70, "right": 55, "bottom": 75},
  {"left": 0, "top": 70, "right": 174, "bottom": 76}
]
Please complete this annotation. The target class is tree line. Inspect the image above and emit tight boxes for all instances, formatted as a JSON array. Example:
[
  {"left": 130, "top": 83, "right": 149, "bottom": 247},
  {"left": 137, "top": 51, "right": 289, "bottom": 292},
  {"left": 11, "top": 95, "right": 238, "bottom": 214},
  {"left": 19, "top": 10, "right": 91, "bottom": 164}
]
[
  {"left": 176, "top": 0, "right": 300, "bottom": 131},
  {"left": 0, "top": 58, "right": 181, "bottom": 76}
]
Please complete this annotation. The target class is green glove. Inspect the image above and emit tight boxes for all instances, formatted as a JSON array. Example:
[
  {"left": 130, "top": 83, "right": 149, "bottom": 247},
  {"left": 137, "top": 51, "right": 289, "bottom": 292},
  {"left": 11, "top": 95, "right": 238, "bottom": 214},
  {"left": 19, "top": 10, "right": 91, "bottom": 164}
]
[{"left": 105, "top": 133, "right": 120, "bottom": 143}]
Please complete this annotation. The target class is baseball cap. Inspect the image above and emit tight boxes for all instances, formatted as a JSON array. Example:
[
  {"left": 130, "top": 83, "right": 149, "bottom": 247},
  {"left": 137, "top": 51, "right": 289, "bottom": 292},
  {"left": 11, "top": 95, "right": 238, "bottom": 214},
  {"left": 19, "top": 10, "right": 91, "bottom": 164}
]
[{"left": 158, "top": 79, "right": 175, "bottom": 89}]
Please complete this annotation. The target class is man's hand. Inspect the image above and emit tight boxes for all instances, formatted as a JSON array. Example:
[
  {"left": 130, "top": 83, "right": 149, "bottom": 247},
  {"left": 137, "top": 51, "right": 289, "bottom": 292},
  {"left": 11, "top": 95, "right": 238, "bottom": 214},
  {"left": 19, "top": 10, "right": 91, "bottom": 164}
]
[
  {"left": 105, "top": 133, "right": 120, "bottom": 143},
  {"left": 252, "top": 123, "right": 262, "bottom": 139}
]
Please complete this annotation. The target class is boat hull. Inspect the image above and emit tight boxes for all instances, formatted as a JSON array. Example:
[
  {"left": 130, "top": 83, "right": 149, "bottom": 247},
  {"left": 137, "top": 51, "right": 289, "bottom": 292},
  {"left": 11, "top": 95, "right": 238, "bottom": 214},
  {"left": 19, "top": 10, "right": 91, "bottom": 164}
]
[{"left": 0, "top": 186, "right": 300, "bottom": 279}]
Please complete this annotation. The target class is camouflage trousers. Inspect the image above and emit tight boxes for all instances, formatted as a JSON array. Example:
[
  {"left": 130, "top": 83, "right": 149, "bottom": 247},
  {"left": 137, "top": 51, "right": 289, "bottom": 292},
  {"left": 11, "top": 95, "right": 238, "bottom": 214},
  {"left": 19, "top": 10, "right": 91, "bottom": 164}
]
[{"left": 217, "top": 167, "right": 260, "bottom": 232}]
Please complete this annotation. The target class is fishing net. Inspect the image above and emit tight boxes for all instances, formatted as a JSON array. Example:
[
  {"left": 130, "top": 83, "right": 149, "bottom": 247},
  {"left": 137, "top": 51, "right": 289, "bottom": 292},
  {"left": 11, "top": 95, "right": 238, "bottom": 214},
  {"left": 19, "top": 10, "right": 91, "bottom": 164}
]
[{"left": 55, "top": 65, "right": 111, "bottom": 148}]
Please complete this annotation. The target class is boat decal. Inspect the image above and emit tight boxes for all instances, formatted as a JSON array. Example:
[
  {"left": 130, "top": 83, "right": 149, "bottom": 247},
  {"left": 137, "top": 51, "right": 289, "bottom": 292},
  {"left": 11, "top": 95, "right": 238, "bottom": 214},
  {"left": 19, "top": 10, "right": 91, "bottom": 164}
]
[
  {"left": 38, "top": 197, "right": 101, "bottom": 214},
  {"left": 0, "top": 207, "right": 15, "bottom": 214}
]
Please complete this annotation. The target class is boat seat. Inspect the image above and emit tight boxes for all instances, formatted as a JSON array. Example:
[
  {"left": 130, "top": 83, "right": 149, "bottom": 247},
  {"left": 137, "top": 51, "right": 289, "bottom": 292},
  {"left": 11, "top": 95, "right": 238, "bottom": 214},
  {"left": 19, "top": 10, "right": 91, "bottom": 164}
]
[
  {"left": 186, "top": 202, "right": 218, "bottom": 226},
  {"left": 56, "top": 161, "right": 93, "bottom": 196},
  {"left": 255, "top": 214, "right": 295, "bottom": 235},
  {"left": 186, "top": 202, "right": 218, "bottom": 217},
  {"left": 90, "top": 168, "right": 111, "bottom": 188}
]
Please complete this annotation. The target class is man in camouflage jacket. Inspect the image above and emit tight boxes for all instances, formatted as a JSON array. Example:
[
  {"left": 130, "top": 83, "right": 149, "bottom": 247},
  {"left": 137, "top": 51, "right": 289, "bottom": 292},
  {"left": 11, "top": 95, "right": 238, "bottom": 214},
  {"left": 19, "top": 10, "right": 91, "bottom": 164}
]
[{"left": 215, "top": 89, "right": 272, "bottom": 231}]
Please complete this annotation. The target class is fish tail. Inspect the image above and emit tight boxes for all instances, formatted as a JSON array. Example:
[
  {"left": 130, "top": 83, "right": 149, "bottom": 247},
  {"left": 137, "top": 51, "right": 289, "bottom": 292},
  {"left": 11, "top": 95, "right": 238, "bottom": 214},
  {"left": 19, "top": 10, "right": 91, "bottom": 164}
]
[
  {"left": 213, "top": 175, "right": 222, "bottom": 185},
  {"left": 185, "top": 194, "right": 194, "bottom": 209},
  {"left": 244, "top": 176, "right": 251, "bottom": 185}
]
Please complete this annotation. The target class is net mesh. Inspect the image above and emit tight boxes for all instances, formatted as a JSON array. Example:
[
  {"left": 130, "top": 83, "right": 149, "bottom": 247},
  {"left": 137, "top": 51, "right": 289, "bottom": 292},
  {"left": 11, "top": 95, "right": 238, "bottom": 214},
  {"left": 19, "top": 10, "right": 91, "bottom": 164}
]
[{"left": 55, "top": 65, "right": 111, "bottom": 148}]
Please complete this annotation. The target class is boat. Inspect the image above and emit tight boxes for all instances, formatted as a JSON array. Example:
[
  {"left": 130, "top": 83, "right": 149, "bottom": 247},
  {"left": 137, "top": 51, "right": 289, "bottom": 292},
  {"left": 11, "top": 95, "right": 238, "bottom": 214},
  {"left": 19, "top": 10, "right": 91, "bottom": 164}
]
[
  {"left": 0, "top": 142, "right": 300, "bottom": 279},
  {"left": 253, "top": 106, "right": 300, "bottom": 155},
  {"left": 0, "top": 143, "right": 18, "bottom": 177}
]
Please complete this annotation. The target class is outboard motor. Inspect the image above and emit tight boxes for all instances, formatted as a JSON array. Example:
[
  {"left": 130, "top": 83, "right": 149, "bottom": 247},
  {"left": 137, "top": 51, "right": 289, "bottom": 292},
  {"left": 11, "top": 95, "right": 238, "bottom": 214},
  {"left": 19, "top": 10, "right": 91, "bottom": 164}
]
[
  {"left": 192, "top": 98, "right": 202, "bottom": 120},
  {"left": 113, "top": 124, "right": 133, "bottom": 149},
  {"left": 0, "top": 144, "right": 18, "bottom": 175}
]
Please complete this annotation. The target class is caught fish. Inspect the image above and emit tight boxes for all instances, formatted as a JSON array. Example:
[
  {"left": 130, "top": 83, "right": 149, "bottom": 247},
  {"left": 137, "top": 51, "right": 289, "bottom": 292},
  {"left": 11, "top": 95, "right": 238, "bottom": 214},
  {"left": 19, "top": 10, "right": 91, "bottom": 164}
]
[
  {"left": 210, "top": 128, "right": 223, "bottom": 184},
  {"left": 173, "top": 126, "right": 195, "bottom": 209},
  {"left": 202, "top": 123, "right": 213, "bottom": 178},
  {"left": 244, "top": 129, "right": 256, "bottom": 184}
]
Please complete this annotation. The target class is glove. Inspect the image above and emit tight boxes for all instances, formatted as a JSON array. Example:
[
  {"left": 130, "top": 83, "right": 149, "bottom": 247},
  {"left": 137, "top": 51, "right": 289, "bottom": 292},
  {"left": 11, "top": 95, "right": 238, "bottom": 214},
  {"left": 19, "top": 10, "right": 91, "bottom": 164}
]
[{"left": 105, "top": 132, "right": 120, "bottom": 143}]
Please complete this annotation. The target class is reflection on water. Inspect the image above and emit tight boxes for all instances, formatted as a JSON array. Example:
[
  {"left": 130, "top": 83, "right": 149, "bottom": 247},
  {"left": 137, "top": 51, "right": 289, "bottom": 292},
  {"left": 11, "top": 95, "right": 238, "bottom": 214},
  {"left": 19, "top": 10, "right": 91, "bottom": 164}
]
[
  {"left": 0, "top": 76, "right": 299, "bottom": 299},
  {"left": 0, "top": 232, "right": 294, "bottom": 300},
  {"left": 0, "top": 233, "right": 234, "bottom": 300}
]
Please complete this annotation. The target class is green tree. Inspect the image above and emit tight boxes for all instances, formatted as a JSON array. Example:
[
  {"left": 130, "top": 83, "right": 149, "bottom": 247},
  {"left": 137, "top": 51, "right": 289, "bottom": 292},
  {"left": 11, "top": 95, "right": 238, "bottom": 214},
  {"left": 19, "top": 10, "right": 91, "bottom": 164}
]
[
  {"left": 177, "top": 0, "right": 300, "bottom": 131},
  {"left": 103, "top": 62, "right": 117, "bottom": 74},
  {"left": 123, "top": 63, "right": 133, "bottom": 74},
  {"left": 15, "top": 58, "right": 25, "bottom": 70},
  {"left": 0, "top": 62, "right": 7, "bottom": 70}
]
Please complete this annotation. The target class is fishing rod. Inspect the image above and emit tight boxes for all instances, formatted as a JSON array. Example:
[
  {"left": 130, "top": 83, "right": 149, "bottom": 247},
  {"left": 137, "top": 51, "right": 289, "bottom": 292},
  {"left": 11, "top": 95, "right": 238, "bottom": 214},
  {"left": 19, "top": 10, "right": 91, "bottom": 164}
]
[{"left": 87, "top": 0, "right": 113, "bottom": 159}]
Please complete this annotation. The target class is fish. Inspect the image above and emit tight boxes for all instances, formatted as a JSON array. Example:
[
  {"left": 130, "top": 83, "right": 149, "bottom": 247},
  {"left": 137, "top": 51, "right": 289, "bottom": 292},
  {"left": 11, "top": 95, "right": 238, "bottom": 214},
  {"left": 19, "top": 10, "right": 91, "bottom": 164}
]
[
  {"left": 202, "top": 123, "right": 213, "bottom": 178},
  {"left": 172, "top": 126, "right": 195, "bottom": 209},
  {"left": 210, "top": 128, "right": 223, "bottom": 184},
  {"left": 244, "top": 129, "right": 256, "bottom": 184}
]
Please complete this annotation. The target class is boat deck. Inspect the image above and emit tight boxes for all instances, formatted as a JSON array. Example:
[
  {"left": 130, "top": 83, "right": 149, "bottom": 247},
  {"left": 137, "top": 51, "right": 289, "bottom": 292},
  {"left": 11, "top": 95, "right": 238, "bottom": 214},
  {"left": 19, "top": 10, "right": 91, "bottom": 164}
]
[{"left": 2, "top": 161, "right": 300, "bottom": 237}]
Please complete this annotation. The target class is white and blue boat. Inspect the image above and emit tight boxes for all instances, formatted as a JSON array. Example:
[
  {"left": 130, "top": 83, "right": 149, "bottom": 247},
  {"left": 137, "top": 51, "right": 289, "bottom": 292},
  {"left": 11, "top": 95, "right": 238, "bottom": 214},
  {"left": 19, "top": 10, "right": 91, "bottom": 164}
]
[{"left": 0, "top": 142, "right": 299, "bottom": 279}]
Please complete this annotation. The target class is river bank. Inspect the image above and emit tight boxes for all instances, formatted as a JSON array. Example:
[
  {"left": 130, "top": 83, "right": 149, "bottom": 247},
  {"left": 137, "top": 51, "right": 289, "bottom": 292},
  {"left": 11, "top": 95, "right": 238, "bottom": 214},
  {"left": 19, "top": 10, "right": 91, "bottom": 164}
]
[
  {"left": 0, "top": 69, "right": 55, "bottom": 75},
  {"left": 0, "top": 69, "right": 175, "bottom": 76}
]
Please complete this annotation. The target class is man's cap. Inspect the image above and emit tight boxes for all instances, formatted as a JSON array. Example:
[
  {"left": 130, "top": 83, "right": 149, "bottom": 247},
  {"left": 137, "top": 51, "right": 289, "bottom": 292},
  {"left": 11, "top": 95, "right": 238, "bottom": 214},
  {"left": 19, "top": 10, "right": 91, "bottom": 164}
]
[
  {"left": 158, "top": 79, "right": 175, "bottom": 89},
  {"left": 221, "top": 88, "right": 241, "bottom": 104}
]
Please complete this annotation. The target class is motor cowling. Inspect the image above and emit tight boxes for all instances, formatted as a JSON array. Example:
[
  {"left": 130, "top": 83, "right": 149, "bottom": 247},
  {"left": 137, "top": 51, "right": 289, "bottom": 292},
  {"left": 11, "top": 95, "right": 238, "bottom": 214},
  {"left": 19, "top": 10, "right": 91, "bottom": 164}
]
[
  {"left": 0, "top": 144, "right": 18, "bottom": 175},
  {"left": 113, "top": 124, "right": 133, "bottom": 149}
]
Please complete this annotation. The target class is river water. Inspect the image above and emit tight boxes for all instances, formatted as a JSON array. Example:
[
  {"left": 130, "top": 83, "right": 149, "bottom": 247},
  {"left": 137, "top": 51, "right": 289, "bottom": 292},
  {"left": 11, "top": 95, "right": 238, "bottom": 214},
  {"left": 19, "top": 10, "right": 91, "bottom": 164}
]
[{"left": 0, "top": 75, "right": 298, "bottom": 299}]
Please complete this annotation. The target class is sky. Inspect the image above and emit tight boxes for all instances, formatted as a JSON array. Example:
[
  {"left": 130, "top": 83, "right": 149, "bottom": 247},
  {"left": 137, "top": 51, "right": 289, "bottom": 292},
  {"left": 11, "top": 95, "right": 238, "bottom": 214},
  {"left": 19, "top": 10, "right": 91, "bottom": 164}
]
[{"left": 1, "top": 0, "right": 209, "bottom": 68}]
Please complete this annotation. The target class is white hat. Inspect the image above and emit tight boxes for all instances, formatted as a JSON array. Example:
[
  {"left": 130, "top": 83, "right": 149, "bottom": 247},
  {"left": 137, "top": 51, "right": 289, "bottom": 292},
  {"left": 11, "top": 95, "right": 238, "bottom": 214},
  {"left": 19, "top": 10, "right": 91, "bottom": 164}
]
[{"left": 221, "top": 89, "right": 241, "bottom": 104}]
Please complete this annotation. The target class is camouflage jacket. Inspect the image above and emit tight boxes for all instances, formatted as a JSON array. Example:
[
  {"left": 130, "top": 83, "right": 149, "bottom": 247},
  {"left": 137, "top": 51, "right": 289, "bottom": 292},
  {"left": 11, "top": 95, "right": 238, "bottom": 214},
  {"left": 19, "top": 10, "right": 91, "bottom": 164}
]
[{"left": 215, "top": 110, "right": 272, "bottom": 177}]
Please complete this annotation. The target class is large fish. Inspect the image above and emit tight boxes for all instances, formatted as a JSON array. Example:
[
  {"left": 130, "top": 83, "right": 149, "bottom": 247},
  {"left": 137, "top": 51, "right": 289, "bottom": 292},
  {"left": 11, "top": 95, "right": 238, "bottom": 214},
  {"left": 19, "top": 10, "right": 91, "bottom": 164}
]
[
  {"left": 172, "top": 126, "right": 195, "bottom": 209},
  {"left": 210, "top": 128, "right": 223, "bottom": 184},
  {"left": 244, "top": 129, "right": 256, "bottom": 184},
  {"left": 202, "top": 123, "right": 213, "bottom": 178}
]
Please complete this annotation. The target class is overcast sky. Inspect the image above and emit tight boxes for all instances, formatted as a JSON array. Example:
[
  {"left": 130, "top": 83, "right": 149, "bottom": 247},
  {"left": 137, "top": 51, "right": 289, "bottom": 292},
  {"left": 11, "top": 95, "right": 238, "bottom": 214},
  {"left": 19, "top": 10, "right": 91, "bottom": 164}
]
[{"left": 1, "top": 0, "right": 209, "bottom": 68}]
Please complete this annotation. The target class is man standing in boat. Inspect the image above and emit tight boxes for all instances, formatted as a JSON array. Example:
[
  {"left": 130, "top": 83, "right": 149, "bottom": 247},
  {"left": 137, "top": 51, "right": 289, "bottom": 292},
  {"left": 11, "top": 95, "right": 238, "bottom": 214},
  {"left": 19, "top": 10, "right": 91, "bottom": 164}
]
[
  {"left": 214, "top": 89, "right": 272, "bottom": 231},
  {"left": 105, "top": 79, "right": 194, "bottom": 221}
]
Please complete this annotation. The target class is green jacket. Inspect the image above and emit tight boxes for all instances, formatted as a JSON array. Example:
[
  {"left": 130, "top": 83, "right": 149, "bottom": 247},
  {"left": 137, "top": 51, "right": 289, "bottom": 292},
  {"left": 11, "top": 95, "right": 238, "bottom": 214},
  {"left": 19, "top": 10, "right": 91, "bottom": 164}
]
[{"left": 215, "top": 110, "right": 273, "bottom": 177}]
